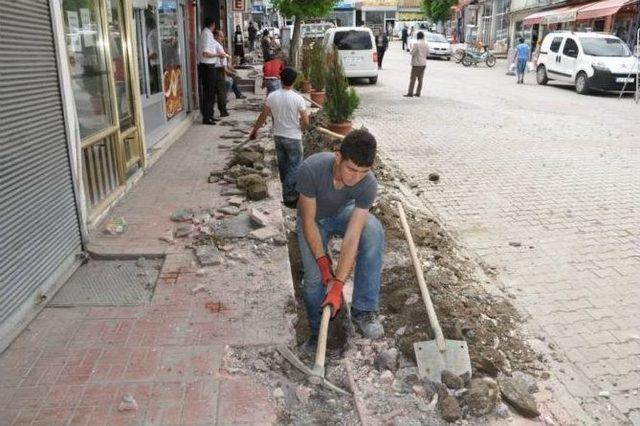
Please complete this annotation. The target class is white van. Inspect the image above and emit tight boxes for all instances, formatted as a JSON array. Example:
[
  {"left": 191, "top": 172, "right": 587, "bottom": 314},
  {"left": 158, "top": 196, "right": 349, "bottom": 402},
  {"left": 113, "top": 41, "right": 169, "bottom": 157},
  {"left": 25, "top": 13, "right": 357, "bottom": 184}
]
[
  {"left": 536, "top": 31, "right": 636, "bottom": 94},
  {"left": 323, "top": 27, "right": 378, "bottom": 84}
]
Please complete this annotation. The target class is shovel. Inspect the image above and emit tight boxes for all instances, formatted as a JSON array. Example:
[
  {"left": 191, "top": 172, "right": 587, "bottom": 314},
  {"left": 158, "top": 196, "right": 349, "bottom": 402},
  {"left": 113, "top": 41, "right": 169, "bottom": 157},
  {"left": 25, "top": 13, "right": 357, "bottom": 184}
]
[
  {"left": 277, "top": 305, "right": 351, "bottom": 396},
  {"left": 396, "top": 201, "right": 472, "bottom": 383}
]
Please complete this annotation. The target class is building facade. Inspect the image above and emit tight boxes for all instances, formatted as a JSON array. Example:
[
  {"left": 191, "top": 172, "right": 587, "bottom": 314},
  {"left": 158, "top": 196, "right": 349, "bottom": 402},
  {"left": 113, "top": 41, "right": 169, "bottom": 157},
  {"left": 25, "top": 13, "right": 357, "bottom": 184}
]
[{"left": 0, "top": 0, "right": 229, "bottom": 350}]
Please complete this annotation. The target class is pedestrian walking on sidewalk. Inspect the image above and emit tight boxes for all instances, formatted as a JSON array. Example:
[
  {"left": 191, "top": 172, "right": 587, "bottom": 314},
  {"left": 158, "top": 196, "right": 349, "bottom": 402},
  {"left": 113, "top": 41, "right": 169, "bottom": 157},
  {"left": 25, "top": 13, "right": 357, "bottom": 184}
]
[
  {"left": 515, "top": 37, "right": 531, "bottom": 84},
  {"left": 262, "top": 52, "right": 285, "bottom": 96},
  {"left": 374, "top": 29, "right": 389, "bottom": 69},
  {"left": 249, "top": 67, "right": 309, "bottom": 206},
  {"left": 404, "top": 31, "right": 428, "bottom": 97},
  {"left": 234, "top": 25, "right": 245, "bottom": 63},
  {"left": 199, "top": 17, "right": 227, "bottom": 125},
  {"left": 248, "top": 22, "right": 257, "bottom": 51},
  {"left": 212, "top": 30, "right": 231, "bottom": 118},
  {"left": 295, "top": 129, "right": 385, "bottom": 355},
  {"left": 401, "top": 26, "right": 409, "bottom": 51}
]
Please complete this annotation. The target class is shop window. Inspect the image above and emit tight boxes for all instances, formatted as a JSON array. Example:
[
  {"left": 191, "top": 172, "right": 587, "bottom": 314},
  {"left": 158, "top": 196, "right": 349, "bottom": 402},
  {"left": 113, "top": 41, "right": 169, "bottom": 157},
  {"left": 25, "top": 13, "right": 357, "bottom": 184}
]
[
  {"left": 158, "top": 0, "right": 184, "bottom": 119},
  {"left": 106, "top": 0, "right": 134, "bottom": 130},
  {"left": 135, "top": 6, "right": 162, "bottom": 97},
  {"left": 62, "top": 0, "right": 112, "bottom": 139},
  {"left": 563, "top": 38, "right": 578, "bottom": 57},
  {"left": 594, "top": 19, "right": 605, "bottom": 32}
]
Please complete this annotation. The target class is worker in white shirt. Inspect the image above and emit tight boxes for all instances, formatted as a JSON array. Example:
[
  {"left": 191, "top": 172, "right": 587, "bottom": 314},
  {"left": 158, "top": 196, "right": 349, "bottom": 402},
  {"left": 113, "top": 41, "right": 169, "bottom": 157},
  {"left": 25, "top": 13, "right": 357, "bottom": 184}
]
[{"left": 199, "top": 17, "right": 227, "bottom": 125}]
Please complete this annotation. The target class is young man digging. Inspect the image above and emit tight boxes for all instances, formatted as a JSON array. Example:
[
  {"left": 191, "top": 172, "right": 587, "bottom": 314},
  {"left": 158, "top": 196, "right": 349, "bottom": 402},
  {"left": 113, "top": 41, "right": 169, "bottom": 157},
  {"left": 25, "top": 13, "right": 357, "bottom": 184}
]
[
  {"left": 249, "top": 67, "right": 309, "bottom": 207},
  {"left": 295, "top": 129, "right": 385, "bottom": 353}
]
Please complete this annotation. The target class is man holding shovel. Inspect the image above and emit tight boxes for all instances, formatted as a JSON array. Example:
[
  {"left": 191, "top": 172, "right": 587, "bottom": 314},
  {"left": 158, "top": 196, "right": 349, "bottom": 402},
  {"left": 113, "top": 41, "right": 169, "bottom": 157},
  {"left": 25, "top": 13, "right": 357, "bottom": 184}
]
[{"left": 295, "top": 129, "right": 385, "bottom": 354}]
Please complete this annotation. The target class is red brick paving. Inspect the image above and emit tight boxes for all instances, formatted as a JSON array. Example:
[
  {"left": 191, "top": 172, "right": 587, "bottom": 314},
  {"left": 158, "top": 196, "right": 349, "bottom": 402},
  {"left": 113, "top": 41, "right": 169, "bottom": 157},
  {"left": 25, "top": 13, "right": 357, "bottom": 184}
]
[{"left": 0, "top": 108, "right": 292, "bottom": 425}]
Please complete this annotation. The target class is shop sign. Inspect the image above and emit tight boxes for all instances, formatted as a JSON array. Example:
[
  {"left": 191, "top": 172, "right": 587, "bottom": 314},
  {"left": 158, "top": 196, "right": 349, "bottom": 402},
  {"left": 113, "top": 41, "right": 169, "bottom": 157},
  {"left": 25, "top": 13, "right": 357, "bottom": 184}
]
[
  {"left": 362, "top": 0, "right": 397, "bottom": 6},
  {"left": 232, "top": 0, "right": 245, "bottom": 12},
  {"left": 544, "top": 10, "right": 577, "bottom": 24},
  {"left": 398, "top": 11, "right": 426, "bottom": 20}
]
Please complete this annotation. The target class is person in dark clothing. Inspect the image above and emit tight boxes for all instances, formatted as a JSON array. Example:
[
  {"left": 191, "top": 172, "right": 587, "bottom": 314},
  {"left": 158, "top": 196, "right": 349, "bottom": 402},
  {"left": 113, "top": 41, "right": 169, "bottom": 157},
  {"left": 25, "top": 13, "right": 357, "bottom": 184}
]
[
  {"left": 401, "top": 26, "right": 409, "bottom": 51},
  {"left": 374, "top": 29, "right": 389, "bottom": 69},
  {"left": 213, "top": 30, "right": 230, "bottom": 117},
  {"left": 261, "top": 29, "right": 273, "bottom": 59},
  {"left": 248, "top": 22, "right": 257, "bottom": 51},
  {"left": 233, "top": 25, "right": 245, "bottom": 62}
]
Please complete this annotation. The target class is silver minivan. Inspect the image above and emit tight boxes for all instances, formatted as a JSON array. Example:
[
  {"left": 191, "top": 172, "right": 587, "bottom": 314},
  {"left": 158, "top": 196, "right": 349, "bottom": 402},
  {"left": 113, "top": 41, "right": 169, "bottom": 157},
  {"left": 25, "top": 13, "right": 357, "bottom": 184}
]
[{"left": 323, "top": 27, "right": 378, "bottom": 84}]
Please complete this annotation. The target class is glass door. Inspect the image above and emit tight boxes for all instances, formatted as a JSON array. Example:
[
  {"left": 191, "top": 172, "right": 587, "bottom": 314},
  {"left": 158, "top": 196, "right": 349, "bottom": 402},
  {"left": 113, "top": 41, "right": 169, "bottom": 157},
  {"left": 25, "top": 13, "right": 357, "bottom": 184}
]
[{"left": 158, "top": 0, "right": 185, "bottom": 120}]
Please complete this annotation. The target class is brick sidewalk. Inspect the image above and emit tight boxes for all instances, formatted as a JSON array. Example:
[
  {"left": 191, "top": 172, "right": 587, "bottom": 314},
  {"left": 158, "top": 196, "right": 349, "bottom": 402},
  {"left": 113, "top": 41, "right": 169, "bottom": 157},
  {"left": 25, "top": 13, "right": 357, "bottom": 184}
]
[{"left": 0, "top": 100, "right": 295, "bottom": 425}]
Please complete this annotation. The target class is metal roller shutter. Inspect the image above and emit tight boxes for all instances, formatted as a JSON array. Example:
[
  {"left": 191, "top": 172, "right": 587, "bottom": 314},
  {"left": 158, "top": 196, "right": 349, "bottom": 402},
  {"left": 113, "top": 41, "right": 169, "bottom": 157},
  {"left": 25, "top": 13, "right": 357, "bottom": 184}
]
[{"left": 0, "top": 0, "right": 82, "bottom": 339}]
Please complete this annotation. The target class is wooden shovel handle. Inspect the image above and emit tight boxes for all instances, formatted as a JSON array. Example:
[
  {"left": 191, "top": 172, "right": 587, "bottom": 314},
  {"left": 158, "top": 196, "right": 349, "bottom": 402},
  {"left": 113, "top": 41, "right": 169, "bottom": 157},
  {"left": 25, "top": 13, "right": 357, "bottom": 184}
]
[
  {"left": 396, "top": 201, "right": 447, "bottom": 352},
  {"left": 316, "top": 126, "right": 345, "bottom": 140},
  {"left": 313, "top": 305, "right": 332, "bottom": 371}
]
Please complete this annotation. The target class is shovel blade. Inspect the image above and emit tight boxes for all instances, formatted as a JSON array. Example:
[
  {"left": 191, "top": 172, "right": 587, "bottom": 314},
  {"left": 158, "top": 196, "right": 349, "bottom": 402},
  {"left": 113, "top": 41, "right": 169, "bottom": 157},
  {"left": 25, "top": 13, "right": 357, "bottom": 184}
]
[{"left": 414, "top": 339, "right": 472, "bottom": 383}]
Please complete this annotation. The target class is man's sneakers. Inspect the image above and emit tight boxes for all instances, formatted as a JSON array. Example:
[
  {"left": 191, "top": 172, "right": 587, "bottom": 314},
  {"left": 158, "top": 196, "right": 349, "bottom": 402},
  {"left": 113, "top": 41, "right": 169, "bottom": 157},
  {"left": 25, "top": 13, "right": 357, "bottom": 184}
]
[{"left": 351, "top": 309, "right": 384, "bottom": 340}]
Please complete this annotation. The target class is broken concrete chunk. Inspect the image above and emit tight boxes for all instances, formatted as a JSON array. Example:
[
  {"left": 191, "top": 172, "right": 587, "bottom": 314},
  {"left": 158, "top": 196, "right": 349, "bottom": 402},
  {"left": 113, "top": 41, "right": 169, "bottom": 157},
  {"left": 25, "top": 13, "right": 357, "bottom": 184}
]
[
  {"left": 171, "top": 208, "right": 194, "bottom": 222},
  {"left": 511, "top": 371, "right": 538, "bottom": 393},
  {"left": 219, "top": 206, "right": 240, "bottom": 216},
  {"left": 135, "top": 257, "right": 149, "bottom": 268},
  {"left": 174, "top": 224, "right": 192, "bottom": 238},
  {"left": 227, "top": 196, "right": 244, "bottom": 207},
  {"left": 441, "top": 370, "right": 464, "bottom": 390},
  {"left": 104, "top": 217, "right": 127, "bottom": 235},
  {"left": 191, "top": 285, "right": 207, "bottom": 295},
  {"left": 159, "top": 231, "right": 175, "bottom": 244},
  {"left": 438, "top": 395, "right": 461, "bottom": 422},
  {"left": 236, "top": 174, "right": 263, "bottom": 190},
  {"left": 249, "top": 207, "right": 271, "bottom": 228},
  {"left": 213, "top": 214, "right": 254, "bottom": 239},
  {"left": 463, "top": 378, "right": 499, "bottom": 416},
  {"left": 380, "top": 370, "right": 394, "bottom": 385},
  {"left": 221, "top": 188, "right": 245, "bottom": 196},
  {"left": 249, "top": 225, "right": 280, "bottom": 241},
  {"left": 428, "top": 172, "right": 440, "bottom": 182},
  {"left": 195, "top": 245, "right": 223, "bottom": 266},
  {"left": 118, "top": 393, "right": 138, "bottom": 411},
  {"left": 247, "top": 183, "right": 268, "bottom": 201},
  {"left": 498, "top": 376, "right": 540, "bottom": 418},
  {"left": 376, "top": 348, "right": 399, "bottom": 372}
]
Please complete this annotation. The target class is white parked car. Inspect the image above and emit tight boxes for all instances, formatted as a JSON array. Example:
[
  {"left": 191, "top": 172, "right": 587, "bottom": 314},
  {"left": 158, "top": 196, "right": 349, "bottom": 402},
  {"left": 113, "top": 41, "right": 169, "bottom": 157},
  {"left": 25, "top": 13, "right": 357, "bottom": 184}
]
[
  {"left": 536, "top": 31, "right": 636, "bottom": 95},
  {"left": 407, "top": 31, "right": 452, "bottom": 60},
  {"left": 323, "top": 27, "right": 378, "bottom": 84}
]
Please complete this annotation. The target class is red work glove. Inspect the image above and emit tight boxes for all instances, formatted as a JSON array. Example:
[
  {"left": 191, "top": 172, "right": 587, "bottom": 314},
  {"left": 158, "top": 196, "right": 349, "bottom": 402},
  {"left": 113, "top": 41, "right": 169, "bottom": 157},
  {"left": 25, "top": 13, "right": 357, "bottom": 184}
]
[
  {"left": 315, "top": 255, "right": 334, "bottom": 286},
  {"left": 248, "top": 127, "right": 257, "bottom": 140},
  {"left": 321, "top": 279, "right": 344, "bottom": 317}
]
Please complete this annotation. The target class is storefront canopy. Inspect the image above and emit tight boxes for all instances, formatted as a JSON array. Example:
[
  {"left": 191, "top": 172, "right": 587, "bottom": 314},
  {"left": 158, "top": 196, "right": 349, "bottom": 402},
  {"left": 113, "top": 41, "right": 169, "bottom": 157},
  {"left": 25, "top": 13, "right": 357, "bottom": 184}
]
[
  {"left": 576, "top": 0, "right": 634, "bottom": 20},
  {"left": 523, "top": 4, "right": 587, "bottom": 25}
]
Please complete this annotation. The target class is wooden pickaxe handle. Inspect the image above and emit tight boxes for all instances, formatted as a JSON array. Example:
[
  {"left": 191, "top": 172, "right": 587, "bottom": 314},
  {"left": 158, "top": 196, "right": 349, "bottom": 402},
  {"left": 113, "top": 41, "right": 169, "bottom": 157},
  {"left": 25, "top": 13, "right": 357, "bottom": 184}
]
[{"left": 316, "top": 126, "right": 345, "bottom": 140}]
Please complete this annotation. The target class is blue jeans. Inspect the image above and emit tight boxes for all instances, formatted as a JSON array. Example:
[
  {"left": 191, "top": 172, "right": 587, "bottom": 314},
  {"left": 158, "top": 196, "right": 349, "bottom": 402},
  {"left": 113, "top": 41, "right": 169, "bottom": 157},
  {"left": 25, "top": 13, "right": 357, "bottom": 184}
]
[
  {"left": 265, "top": 79, "right": 281, "bottom": 96},
  {"left": 296, "top": 205, "right": 384, "bottom": 335},
  {"left": 274, "top": 136, "right": 303, "bottom": 198},
  {"left": 516, "top": 58, "right": 527, "bottom": 76},
  {"left": 225, "top": 76, "right": 243, "bottom": 98}
]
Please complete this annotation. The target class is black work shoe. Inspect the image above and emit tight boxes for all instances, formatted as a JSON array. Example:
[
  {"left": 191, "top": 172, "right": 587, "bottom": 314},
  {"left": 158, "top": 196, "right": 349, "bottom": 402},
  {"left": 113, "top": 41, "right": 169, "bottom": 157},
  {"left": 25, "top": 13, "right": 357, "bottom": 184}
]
[
  {"left": 415, "top": 93, "right": 421, "bottom": 97},
  {"left": 220, "top": 111, "right": 230, "bottom": 118},
  {"left": 203, "top": 118, "right": 217, "bottom": 125},
  {"left": 237, "top": 95, "right": 247, "bottom": 99},
  {"left": 403, "top": 94, "right": 413, "bottom": 97},
  {"left": 351, "top": 310, "right": 384, "bottom": 340}
]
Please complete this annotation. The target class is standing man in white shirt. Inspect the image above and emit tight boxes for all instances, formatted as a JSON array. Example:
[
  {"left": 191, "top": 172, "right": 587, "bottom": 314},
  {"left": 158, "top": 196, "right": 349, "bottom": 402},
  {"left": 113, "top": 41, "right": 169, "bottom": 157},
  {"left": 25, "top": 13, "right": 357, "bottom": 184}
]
[
  {"left": 199, "top": 17, "right": 226, "bottom": 124},
  {"left": 404, "top": 31, "right": 429, "bottom": 98},
  {"left": 248, "top": 67, "right": 309, "bottom": 207},
  {"left": 213, "top": 30, "right": 231, "bottom": 118}
]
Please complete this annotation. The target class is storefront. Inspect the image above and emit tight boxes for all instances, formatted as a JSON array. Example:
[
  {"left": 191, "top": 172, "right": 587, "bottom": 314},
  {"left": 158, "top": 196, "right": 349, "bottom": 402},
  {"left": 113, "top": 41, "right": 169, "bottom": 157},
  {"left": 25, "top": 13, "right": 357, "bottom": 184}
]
[
  {"left": 134, "top": 0, "right": 194, "bottom": 149},
  {"left": 361, "top": 0, "right": 397, "bottom": 31},
  {"left": 1, "top": 0, "right": 83, "bottom": 350},
  {"left": 328, "top": 1, "right": 357, "bottom": 27}
]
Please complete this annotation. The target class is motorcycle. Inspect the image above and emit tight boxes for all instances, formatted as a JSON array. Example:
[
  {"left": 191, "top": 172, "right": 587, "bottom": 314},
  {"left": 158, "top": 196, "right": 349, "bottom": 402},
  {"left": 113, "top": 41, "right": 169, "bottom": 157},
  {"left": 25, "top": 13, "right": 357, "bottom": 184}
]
[{"left": 461, "top": 45, "right": 496, "bottom": 68}]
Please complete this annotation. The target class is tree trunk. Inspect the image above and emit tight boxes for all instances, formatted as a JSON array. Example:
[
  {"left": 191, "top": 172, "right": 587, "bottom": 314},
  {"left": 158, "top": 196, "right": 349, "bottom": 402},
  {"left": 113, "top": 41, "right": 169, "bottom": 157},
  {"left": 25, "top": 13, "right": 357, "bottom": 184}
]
[{"left": 289, "top": 17, "right": 302, "bottom": 69}]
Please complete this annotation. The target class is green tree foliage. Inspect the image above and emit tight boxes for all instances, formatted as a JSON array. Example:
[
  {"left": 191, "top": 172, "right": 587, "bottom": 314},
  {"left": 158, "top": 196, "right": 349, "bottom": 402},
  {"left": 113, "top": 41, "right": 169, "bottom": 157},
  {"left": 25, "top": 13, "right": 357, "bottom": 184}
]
[
  {"left": 324, "top": 48, "right": 359, "bottom": 124},
  {"left": 271, "top": 0, "right": 338, "bottom": 67},
  {"left": 309, "top": 42, "right": 326, "bottom": 91},
  {"left": 421, "top": 0, "right": 457, "bottom": 24}
]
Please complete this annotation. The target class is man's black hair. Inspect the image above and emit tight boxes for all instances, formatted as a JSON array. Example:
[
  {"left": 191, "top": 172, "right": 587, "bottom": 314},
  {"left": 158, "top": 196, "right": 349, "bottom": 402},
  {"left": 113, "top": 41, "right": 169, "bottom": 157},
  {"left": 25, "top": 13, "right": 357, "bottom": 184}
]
[
  {"left": 417, "top": 31, "right": 424, "bottom": 39},
  {"left": 519, "top": 37, "right": 525, "bottom": 43},
  {"left": 263, "top": 29, "right": 269, "bottom": 37},
  {"left": 281, "top": 67, "right": 297, "bottom": 86},
  {"left": 340, "top": 129, "right": 377, "bottom": 167},
  {"left": 204, "top": 17, "right": 215, "bottom": 29}
]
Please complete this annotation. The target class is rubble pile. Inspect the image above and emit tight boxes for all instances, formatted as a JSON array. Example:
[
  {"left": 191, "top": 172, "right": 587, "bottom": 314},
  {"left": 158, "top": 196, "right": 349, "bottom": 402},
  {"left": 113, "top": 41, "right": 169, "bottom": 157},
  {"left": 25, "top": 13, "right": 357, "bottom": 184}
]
[{"left": 218, "top": 112, "right": 547, "bottom": 423}]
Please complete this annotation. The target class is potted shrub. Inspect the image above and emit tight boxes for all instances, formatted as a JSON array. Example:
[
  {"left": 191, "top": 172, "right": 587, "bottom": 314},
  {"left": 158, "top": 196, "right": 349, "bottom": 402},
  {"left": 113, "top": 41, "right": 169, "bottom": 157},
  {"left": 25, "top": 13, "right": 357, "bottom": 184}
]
[
  {"left": 309, "top": 42, "right": 326, "bottom": 105},
  {"left": 324, "top": 48, "right": 359, "bottom": 135},
  {"left": 301, "top": 45, "right": 312, "bottom": 93}
]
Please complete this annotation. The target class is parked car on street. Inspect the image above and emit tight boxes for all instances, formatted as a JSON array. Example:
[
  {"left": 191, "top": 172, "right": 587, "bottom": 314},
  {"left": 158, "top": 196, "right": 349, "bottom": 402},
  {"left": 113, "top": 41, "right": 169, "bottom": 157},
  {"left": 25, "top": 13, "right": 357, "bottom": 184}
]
[
  {"left": 536, "top": 31, "right": 636, "bottom": 95},
  {"left": 323, "top": 27, "right": 378, "bottom": 84},
  {"left": 407, "top": 31, "right": 452, "bottom": 60}
]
